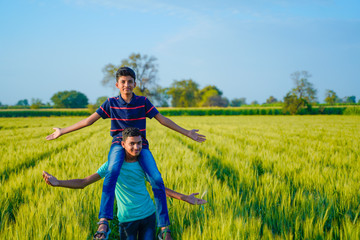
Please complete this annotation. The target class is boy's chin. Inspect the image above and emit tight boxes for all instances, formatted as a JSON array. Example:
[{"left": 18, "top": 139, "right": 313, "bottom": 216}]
[
  {"left": 130, "top": 152, "right": 140, "bottom": 157},
  {"left": 122, "top": 90, "right": 133, "bottom": 94}
]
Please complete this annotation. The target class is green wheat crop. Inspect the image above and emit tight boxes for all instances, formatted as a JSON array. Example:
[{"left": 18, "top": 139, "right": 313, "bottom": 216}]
[{"left": 0, "top": 116, "right": 359, "bottom": 239}]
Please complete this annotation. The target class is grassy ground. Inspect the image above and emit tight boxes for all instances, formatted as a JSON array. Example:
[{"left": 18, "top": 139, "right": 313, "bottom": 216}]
[{"left": 0, "top": 116, "right": 359, "bottom": 239}]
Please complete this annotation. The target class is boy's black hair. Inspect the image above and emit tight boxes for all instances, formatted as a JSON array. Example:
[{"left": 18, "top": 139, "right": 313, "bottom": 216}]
[
  {"left": 122, "top": 127, "right": 141, "bottom": 142},
  {"left": 116, "top": 67, "right": 136, "bottom": 81}
]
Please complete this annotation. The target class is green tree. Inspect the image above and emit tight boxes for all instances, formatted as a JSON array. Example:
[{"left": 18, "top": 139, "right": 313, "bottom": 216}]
[
  {"left": 95, "top": 96, "right": 108, "bottom": 107},
  {"left": 343, "top": 96, "right": 356, "bottom": 104},
  {"left": 266, "top": 96, "right": 278, "bottom": 104},
  {"left": 198, "top": 85, "right": 228, "bottom": 107},
  {"left": 283, "top": 71, "right": 317, "bottom": 114},
  {"left": 291, "top": 71, "right": 317, "bottom": 102},
  {"left": 167, "top": 79, "right": 199, "bottom": 107},
  {"left": 150, "top": 85, "right": 170, "bottom": 107},
  {"left": 51, "top": 90, "right": 89, "bottom": 108},
  {"left": 87, "top": 96, "right": 109, "bottom": 113},
  {"left": 336, "top": 98, "right": 343, "bottom": 103},
  {"left": 133, "top": 86, "right": 151, "bottom": 98},
  {"left": 207, "top": 96, "right": 229, "bottom": 107},
  {"left": 283, "top": 92, "right": 301, "bottom": 115},
  {"left": 230, "top": 98, "right": 246, "bottom": 107},
  {"left": 101, "top": 53, "right": 158, "bottom": 96},
  {"left": 250, "top": 100, "right": 259, "bottom": 105},
  {"left": 16, "top": 99, "right": 29, "bottom": 106},
  {"left": 324, "top": 90, "right": 338, "bottom": 105},
  {"left": 30, "top": 98, "right": 44, "bottom": 109}
]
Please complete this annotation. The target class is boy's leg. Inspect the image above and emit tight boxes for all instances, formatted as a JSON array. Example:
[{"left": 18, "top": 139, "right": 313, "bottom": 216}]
[
  {"left": 138, "top": 149, "right": 170, "bottom": 227},
  {"left": 119, "top": 220, "right": 140, "bottom": 240},
  {"left": 138, "top": 213, "right": 156, "bottom": 240},
  {"left": 98, "top": 144, "right": 125, "bottom": 220}
]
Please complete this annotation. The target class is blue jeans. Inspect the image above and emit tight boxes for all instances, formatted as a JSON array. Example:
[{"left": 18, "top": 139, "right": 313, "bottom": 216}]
[
  {"left": 119, "top": 213, "right": 156, "bottom": 240},
  {"left": 98, "top": 144, "right": 170, "bottom": 227}
]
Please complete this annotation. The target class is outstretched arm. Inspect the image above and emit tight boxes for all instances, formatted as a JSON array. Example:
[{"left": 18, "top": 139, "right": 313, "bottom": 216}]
[
  {"left": 154, "top": 113, "right": 206, "bottom": 143},
  {"left": 42, "top": 171, "right": 101, "bottom": 189},
  {"left": 46, "top": 112, "right": 101, "bottom": 140},
  {"left": 165, "top": 187, "right": 207, "bottom": 205}
]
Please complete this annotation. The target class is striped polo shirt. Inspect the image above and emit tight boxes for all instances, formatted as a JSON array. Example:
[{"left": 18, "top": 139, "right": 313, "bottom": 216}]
[{"left": 96, "top": 93, "right": 159, "bottom": 149}]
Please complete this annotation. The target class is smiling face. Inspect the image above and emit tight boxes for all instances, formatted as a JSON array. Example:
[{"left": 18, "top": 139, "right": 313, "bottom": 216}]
[
  {"left": 116, "top": 75, "right": 136, "bottom": 96},
  {"left": 121, "top": 135, "right": 142, "bottom": 160}
]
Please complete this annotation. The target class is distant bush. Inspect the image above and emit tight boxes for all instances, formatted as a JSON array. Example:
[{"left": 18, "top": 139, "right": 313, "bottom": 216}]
[
  {"left": 87, "top": 104, "right": 97, "bottom": 114},
  {"left": 0, "top": 106, "right": 357, "bottom": 117},
  {"left": 0, "top": 106, "right": 31, "bottom": 109},
  {"left": 261, "top": 103, "right": 283, "bottom": 107},
  {"left": 343, "top": 107, "right": 360, "bottom": 115},
  {"left": 296, "top": 107, "right": 347, "bottom": 115},
  {"left": 317, "top": 103, "right": 359, "bottom": 106},
  {"left": 158, "top": 108, "right": 283, "bottom": 116},
  {"left": 0, "top": 110, "right": 90, "bottom": 117}
]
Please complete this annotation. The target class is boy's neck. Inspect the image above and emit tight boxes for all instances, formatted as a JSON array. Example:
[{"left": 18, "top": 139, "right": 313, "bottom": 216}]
[
  {"left": 125, "top": 152, "right": 138, "bottom": 163},
  {"left": 121, "top": 93, "right": 133, "bottom": 104}
]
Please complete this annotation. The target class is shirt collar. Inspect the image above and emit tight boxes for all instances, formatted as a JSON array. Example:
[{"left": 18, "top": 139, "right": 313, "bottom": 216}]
[{"left": 118, "top": 93, "right": 137, "bottom": 105}]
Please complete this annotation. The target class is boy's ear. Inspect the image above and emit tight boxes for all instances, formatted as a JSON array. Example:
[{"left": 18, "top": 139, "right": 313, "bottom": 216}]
[{"left": 121, "top": 141, "right": 125, "bottom": 148}]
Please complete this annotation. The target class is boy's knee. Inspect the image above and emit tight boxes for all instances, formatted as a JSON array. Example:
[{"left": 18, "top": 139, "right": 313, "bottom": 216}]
[{"left": 107, "top": 164, "right": 121, "bottom": 176}]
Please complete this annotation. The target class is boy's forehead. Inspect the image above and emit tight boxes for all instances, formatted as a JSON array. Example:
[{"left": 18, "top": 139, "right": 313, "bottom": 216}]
[
  {"left": 125, "top": 136, "right": 142, "bottom": 142},
  {"left": 118, "top": 75, "right": 135, "bottom": 81}
]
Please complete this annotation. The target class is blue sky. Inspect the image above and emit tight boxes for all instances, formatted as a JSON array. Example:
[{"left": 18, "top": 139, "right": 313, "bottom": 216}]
[{"left": 0, "top": 0, "right": 359, "bottom": 105}]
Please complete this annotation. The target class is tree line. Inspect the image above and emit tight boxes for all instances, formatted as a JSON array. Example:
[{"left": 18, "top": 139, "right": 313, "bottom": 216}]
[{"left": 1, "top": 53, "right": 358, "bottom": 114}]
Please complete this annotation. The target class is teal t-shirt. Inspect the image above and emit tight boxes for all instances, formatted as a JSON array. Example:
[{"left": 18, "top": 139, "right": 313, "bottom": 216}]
[{"left": 97, "top": 161, "right": 156, "bottom": 223}]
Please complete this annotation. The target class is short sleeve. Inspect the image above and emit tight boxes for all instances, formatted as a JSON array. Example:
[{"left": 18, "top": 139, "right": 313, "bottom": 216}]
[
  {"left": 97, "top": 162, "right": 109, "bottom": 178},
  {"left": 96, "top": 99, "right": 111, "bottom": 119},
  {"left": 145, "top": 98, "right": 159, "bottom": 119}
]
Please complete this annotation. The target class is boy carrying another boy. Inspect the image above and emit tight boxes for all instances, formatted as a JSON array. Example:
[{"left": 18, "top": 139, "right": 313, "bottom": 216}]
[
  {"left": 46, "top": 67, "right": 206, "bottom": 239},
  {"left": 43, "top": 127, "right": 207, "bottom": 240}
]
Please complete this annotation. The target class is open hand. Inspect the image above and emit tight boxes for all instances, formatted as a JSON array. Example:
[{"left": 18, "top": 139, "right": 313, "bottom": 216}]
[
  {"left": 46, "top": 128, "right": 62, "bottom": 140},
  {"left": 184, "top": 193, "right": 207, "bottom": 205},
  {"left": 42, "top": 171, "right": 59, "bottom": 186},
  {"left": 188, "top": 129, "right": 206, "bottom": 143}
]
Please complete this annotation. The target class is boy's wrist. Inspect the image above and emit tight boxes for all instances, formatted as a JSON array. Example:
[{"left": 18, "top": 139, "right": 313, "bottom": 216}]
[
  {"left": 180, "top": 195, "right": 188, "bottom": 202},
  {"left": 57, "top": 128, "right": 66, "bottom": 138},
  {"left": 53, "top": 179, "right": 61, "bottom": 187}
]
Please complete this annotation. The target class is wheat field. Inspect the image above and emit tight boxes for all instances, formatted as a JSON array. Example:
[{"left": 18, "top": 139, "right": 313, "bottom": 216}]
[{"left": 0, "top": 116, "right": 359, "bottom": 239}]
